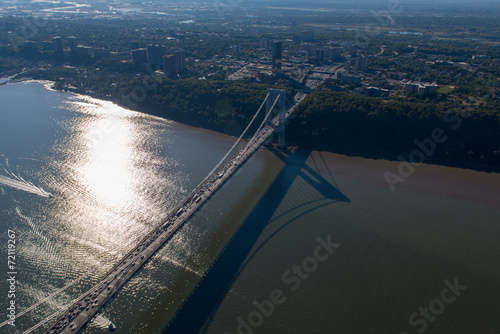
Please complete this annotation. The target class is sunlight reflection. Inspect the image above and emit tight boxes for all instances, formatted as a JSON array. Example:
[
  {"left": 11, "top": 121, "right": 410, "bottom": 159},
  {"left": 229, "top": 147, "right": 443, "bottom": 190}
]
[
  {"left": 81, "top": 116, "right": 135, "bottom": 208},
  {"left": 58, "top": 96, "right": 172, "bottom": 255}
]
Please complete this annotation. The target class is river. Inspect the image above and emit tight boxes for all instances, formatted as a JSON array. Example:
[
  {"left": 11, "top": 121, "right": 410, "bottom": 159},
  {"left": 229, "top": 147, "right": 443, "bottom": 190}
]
[{"left": 0, "top": 81, "right": 499, "bottom": 334}]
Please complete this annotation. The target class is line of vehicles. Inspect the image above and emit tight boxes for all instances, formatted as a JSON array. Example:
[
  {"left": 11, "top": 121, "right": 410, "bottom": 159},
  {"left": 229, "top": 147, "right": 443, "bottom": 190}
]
[{"left": 46, "top": 93, "right": 307, "bottom": 334}]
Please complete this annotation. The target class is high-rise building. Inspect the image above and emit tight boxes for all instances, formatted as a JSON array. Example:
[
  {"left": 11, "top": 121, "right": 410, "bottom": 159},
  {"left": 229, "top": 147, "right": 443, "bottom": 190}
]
[
  {"left": 93, "top": 48, "right": 110, "bottom": 59},
  {"left": 344, "top": 61, "right": 352, "bottom": 71},
  {"left": 405, "top": 82, "right": 419, "bottom": 94},
  {"left": 405, "top": 82, "right": 438, "bottom": 97},
  {"left": 169, "top": 47, "right": 185, "bottom": 72},
  {"left": 260, "top": 38, "right": 269, "bottom": 50},
  {"left": 417, "top": 85, "right": 427, "bottom": 97},
  {"left": 131, "top": 48, "right": 148, "bottom": 64},
  {"left": 339, "top": 73, "right": 361, "bottom": 85},
  {"left": 349, "top": 45, "right": 357, "bottom": 57},
  {"left": 67, "top": 36, "right": 77, "bottom": 53},
  {"left": 299, "top": 42, "right": 316, "bottom": 57},
  {"left": 147, "top": 45, "right": 166, "bottom": 66},
  {"left": 75, "top": 46, "right": 92, "bottom": 58},
  {"left": 272, "top": 41, "right": 282, "bottom": 70},
  {"left": 316, "top": 48, "right": 324, "bottom": 61},
  {"left": 354, "top": 56, "right": 367, "bottom": 71},
  {"left": 52, "top": 36, "right": 63, "bottom": 54},
  {"left": 163, "top": 54, "right": 176, "bottom": 77},
  {"left": 324, "top": 46, "right": 342, "bottom": 58},
  {"left": 174, "top": 50, "right": 185, "bottom": 72},
  {"left": 232, "top": 44, "right": 241, "bottom": 55}
]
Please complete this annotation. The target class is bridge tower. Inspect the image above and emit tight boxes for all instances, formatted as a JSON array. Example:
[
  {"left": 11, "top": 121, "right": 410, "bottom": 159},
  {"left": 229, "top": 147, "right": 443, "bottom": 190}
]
[{"left": 265, "top": 88, "right": 287, "bottom": 149}]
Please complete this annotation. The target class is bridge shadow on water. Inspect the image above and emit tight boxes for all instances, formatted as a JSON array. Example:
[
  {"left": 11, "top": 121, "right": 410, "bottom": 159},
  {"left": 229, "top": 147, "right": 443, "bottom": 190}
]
[{"left": 163, "top": 147, "right": 350, "bottom": 334}]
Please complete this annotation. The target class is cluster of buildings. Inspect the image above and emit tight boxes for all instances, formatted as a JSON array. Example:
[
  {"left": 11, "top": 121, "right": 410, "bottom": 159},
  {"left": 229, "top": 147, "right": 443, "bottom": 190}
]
[
  {"left": 21, "top": 28, "right": 447, "bottom": 99},
  {"left": 66, "top": 36, "right": 110, "bottom": 59},
  {"left": 131, "top": 45, "right": 186, "bottom": 76},
  {"left": 338, "top": 72, "right": 362, "bottom": 85},
  {"left": 28, "top": 36, "right": 111, "bottom": 59},
  {"left": 349, "top": 79, "right": 439, "bottom": 98},
  {"left": 214, "top": 27, "right": 451, "bottom": 99},
  {"left": 171, "top": 29, "right": 444, "bottom": 99},
  {"left": 226, "top": 36, "right": 372, "bottom": 88},
  {"left": 298, "top": 41, "right": 343, "bottom": 62},
  {"left": 403, "top": 81, "right": 439, "bottom": 97},
  {"left": 256, "top": 38, "right": 349, "bottom": 69},
  {"left": 344, "top": 55, "right": 368, "bottom": 72},
  {"left": 256, "top": 39, "right": 284, "bottom": 70}
]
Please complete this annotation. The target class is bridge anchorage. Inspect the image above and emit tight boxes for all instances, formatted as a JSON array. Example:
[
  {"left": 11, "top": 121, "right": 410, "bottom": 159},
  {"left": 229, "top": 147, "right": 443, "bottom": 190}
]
[{"left": 264, "top": 89, "right": 287, "bottom": 149}]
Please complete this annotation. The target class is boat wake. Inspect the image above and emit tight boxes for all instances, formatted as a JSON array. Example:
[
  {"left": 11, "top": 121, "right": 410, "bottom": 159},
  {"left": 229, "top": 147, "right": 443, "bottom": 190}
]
[
  {"left": 0, "top": 174, "right": 52, "bottom": 197},
  {"left": 92, "top": 315, "right": 115, "bottom": 330}
]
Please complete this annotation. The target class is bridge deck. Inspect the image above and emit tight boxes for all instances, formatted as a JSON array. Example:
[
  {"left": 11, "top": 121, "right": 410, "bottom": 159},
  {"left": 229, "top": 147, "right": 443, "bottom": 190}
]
[{"left": 45, "top": 92, "right": 307, "bottom": 334}]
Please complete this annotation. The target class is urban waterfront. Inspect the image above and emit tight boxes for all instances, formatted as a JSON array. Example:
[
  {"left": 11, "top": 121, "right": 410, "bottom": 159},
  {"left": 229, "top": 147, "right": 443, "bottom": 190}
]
[{"left": 1, "top": 81, "right": 499, "bottom": 334}]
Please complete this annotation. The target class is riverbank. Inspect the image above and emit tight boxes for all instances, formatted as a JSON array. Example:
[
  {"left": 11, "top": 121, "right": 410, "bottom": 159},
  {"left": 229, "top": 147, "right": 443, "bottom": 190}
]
[
  {"left": 0, "top": 75, "right": 13, "bottom": 85},
  {"left": 5, "top": 77, "right": 500, "bottom": 174}
]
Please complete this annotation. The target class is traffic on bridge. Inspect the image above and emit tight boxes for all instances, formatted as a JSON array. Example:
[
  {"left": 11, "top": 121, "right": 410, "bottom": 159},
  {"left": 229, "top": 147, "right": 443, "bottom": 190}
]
[{"left": 45, "top": 90, "right": 308, "bottom": 334}]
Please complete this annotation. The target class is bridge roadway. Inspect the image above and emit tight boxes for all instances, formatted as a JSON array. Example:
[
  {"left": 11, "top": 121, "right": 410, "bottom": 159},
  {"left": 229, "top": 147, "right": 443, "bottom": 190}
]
[{"left": 46, "top": 92, "right": 308, "bottom": 334}]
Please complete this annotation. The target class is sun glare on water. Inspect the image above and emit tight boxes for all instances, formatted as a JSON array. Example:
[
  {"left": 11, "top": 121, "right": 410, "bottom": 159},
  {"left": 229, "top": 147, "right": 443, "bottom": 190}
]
[{"left": 81, "top": 116, "right": 135, "bottom": 208}]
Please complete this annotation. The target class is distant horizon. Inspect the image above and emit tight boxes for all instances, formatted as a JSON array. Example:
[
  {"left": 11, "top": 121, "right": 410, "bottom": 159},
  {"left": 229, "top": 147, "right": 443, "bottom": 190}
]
[
  {"left": 245, "top": 0, "right": 500, "bottom": 7},
  {"left": 4, "top": 0, "right": 497, "bottom": 4},
  {"left": 1, "top": 0, "right": 500, "bottom": 11}
]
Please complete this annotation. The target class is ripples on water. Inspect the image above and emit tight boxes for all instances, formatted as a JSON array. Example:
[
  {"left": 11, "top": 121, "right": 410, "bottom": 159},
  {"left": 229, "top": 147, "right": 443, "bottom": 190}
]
[{"left": 0, "top": 82, "right": 231, "bottom": 333}]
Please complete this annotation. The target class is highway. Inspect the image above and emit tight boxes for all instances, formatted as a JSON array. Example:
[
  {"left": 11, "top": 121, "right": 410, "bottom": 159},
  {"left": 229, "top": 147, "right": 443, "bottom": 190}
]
[{"left": 45, "top": 91, "right": 307, "bottom": 334}]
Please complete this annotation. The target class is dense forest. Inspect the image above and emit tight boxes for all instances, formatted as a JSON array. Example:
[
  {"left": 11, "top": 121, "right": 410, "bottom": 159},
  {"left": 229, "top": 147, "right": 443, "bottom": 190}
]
[
  {"left": 35, "top": 72, "right": 291, "bottom": 136},
  {"left": 113, "top": 78, "right": 290, "bottom": 135},
  {"left": 288, "top": 92, "right": 500, "bottom": 168}
]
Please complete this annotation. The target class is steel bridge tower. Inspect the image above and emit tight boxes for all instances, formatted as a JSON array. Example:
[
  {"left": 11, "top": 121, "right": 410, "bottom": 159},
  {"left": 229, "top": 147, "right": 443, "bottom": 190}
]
[{"left": 265, "top": 88, "right": 287, "bottom": 149}]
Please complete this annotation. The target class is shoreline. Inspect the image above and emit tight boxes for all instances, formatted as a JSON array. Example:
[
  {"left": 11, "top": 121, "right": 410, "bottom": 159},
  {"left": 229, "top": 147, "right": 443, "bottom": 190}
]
[
  {"left": 3, "top": 79, "right": 500, "bottom": 175},
  {"left": 0, "top": 75, "right": 14, "bottom": 86}
]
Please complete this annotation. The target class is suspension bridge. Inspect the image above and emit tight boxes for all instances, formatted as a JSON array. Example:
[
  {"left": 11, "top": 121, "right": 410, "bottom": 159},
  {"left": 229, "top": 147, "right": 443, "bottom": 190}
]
[{"left": 45, "top": 89, "right": 308, "bottom": 334}]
